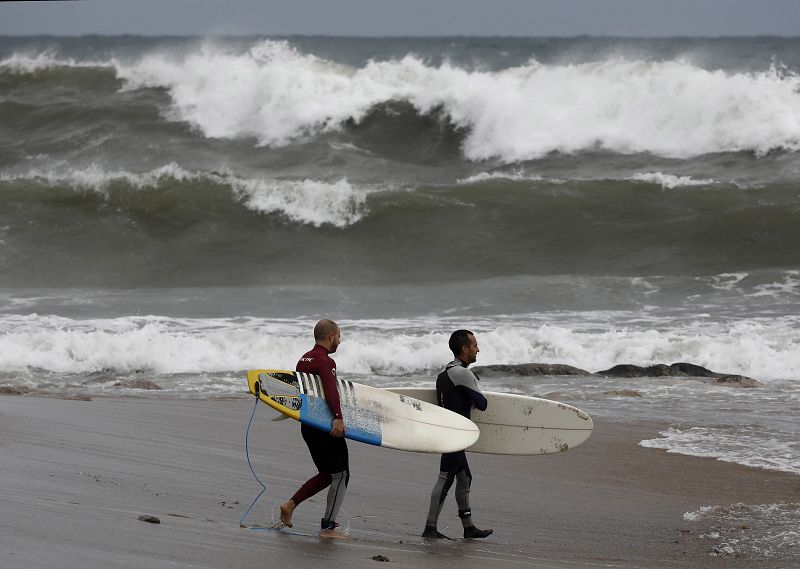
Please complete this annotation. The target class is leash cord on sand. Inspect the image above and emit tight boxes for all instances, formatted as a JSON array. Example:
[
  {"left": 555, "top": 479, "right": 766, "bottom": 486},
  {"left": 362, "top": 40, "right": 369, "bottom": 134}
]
[{"left": 240, "top": 394, "right": 266, "bottom": 528}]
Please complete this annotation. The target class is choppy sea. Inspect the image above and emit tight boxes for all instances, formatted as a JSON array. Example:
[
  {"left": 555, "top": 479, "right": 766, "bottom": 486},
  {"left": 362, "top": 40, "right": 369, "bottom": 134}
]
[{"left": 1, "top": 36, "right": 799, "bottom": 529}]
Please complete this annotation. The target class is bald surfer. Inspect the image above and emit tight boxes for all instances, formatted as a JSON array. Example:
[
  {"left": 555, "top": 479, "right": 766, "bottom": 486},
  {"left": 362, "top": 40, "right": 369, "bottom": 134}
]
[{"left": 279, "top": 319, "right": 349, "bottom": 539}]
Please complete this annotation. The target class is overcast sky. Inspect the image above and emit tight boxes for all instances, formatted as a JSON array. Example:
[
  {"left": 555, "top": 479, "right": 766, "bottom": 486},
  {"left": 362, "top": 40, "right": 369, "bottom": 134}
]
[{"left": 2, "top": 0, "right": 800, "bottom": 37}]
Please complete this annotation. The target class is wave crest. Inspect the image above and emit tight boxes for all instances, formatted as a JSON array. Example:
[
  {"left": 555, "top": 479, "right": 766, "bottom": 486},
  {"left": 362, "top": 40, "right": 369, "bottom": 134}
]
[
  {"left": 0, "top": 51, "right": 110, "bottom": 73},
  {"left": 108, "top": 41, "right": 800, "bottom": 161},
  {"left": 0, "top": 164, "right": 368, "bottom": 228},
  {"left": 2, "top": 314, "right": 800, "bottom": 381}
]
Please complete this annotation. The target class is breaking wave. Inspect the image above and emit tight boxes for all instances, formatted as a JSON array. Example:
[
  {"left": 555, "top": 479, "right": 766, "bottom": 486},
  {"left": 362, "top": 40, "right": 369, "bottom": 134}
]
[{"left": 6, "top": 40, "right": 800, "bottom": 162}]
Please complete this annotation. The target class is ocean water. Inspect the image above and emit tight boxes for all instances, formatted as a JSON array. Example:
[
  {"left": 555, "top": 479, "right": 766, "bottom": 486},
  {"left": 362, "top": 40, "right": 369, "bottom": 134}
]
[{"left": 1, "top": 36, "right": 799, "bottom": 494}]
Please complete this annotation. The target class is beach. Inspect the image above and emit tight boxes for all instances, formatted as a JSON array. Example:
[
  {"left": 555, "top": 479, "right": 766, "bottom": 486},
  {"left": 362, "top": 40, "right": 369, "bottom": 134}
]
[
  {"left": 2, "top": 33, "right": 800, "bottom": 568},
  {"left": 2, "top": 393, "right": 797, "bottom": 569}
]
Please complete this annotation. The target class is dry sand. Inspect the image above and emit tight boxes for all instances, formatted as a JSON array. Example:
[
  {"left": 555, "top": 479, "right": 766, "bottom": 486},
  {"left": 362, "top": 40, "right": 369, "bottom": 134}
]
[{"left": 1, "top": 395, "right": 798, "bottom": 568}]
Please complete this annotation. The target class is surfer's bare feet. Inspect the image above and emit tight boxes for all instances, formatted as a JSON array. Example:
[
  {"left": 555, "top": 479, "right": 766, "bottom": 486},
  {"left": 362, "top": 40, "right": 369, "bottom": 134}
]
[
  {"left": 319, "top": 528, "right": 349, "bottom": 539},
  {"left": 279, "top": 500, "right": 295, "bottom": 528}
]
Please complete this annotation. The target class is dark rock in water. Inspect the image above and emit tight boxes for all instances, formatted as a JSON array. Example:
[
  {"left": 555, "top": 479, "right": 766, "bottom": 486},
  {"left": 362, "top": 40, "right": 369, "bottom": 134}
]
[
  {"left": 714, "top": 375, "right": 763, "bottom": 388},
  {"left": 597, "top": 364, "right": 678, "bottom": 377},
  {"left": 473, "top": 363, "right": 592, "bottom": 377},
  {"left": 371, "top": 555, "right": 390, "bottom": 562},
  {"left": 138, "top": 515, "right": 161, "bottom": 524},
  {"left": 670, "top": 362, "right": 718, "bottom": 377},
  {"left": 0, "top": 386, "right": 32, "bottom": 396},
  {"left": 596, "top": 362, "right": 761, "bottom": 387},
  {"left": 644, "top": 364, "right": 674, "bottom": 376},
  {"left": 114, "top": 379, "right": 162, "bottom": 390},
  {"left": 83, "top": 369, "right": 152, "bottom": 387}
]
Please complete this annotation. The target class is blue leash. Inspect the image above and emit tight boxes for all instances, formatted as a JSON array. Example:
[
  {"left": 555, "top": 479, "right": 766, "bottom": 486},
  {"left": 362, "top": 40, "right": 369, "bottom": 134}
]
[
  {"left": 240, "top": 394, "right": 267, "bottom": 528},
  {"left": 239, "top": 393, "right": 403, "bottom": 539}
]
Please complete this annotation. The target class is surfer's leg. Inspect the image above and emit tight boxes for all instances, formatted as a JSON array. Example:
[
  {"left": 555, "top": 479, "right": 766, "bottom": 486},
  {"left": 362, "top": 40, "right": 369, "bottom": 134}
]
[
  {"left": 422, "top": 451, "right": 462, "bottom": 537},
  {"left": 283, "top": 425, "right": 337, "bottom": 527},
  {"left": 282, "top": 477, "right": 322, "bottom": 527},
  {"left": 281, "top": 472, "right": 332, "bottom": 527},
  {"left": 292, "top": 472, "right": 333, "bottom": 505},
  {"left": 279, "top": 500, "right": 295, "bottom": 527},
  {"left": 318, "top": 437, "right": 349, "bottom": 537},
  {"left": 422, "top": 470, "right": 456, "bottom": 538},
  {"left": 455, "top": 467, "right": 473, "bottom": 528},
  {"left": 320, "top": 470, "right": 349, "bottom": 531},
  {"left": 454, "top": 461, "right": 493, "bottom": 539}
]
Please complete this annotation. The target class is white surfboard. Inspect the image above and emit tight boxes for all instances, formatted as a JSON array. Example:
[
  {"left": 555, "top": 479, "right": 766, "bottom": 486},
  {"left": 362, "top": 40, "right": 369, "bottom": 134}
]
[
  {"left": 385, "top": 388, "right": 593, "bottom": 455},
  {"left": 247, "top": 370, "right": 479, "bottom": 454}
]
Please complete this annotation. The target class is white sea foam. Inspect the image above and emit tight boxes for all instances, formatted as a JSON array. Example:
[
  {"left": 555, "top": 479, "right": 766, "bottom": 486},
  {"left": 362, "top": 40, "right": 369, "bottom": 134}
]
[
  {"left": 3, "top": 313, "right": 799, "bottom": 478},
  {"left": 683, "top": 506, "right": 717, "bottom": 522},
  {"left": 749, "top": 271, "right": 800, "bottom": 298},
  {"left": 2, "top": 313, "right": 800, "bottom": 382},
  {"left": 0, "top": 51, "right": 110, "bottom": 73},
  {"left": 706, "top": 272, "right": 750, "bottom": 291},
  {"left": 97, "top": 41, "right": 800, "bottom": 161},
  {"left": 641, "top": 426, "right": 800, "bottom": 475},
  {"left": 461, "top": 170, "right": 713, "bottom": 187},
  {"left": 0, "top": 165, "right": 368, "bottom": 228},
  {"left": 629, "top": 172, "right": 716, "bottom": 189},
  {"left": 6, "top": 43, "right": 800, "bottom": 162},
  {"left": 232, "top": 177, "right": 367, "bottom": 227},
  {"left": 0, "top": 314, "right": 303, "bottom": 376},
  {"left": 683, "top": 503, "right": 800, "bottom": 561},
  {"left": 457, "top": 170, "right": 545, "bottom": 184},
  {"left": 0, "top": 163, "right": 197, "bottom": 191}
]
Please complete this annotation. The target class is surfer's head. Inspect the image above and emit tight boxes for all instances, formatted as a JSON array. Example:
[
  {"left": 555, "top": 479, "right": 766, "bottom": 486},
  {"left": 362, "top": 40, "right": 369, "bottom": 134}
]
[
  {"left": 449, "top": 329, "right": 479, "bottom": 365},
  {"left": 314, "top": 319, "right": 341, "bottom": 353}
]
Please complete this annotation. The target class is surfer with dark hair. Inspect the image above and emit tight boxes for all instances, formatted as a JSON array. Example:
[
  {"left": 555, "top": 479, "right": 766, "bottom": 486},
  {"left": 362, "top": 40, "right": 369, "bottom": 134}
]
[
  {"left": 279, "top": 319, "right": 350, "bottom": 539},
  {"left": 422, "top": 329, "right": 494, "bottom": 540}
]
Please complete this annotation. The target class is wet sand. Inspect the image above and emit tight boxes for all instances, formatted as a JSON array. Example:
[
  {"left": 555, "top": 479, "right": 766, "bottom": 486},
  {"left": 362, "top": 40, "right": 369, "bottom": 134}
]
[{"left": 1, "top": 395, "right": 798, "bottom": 568}]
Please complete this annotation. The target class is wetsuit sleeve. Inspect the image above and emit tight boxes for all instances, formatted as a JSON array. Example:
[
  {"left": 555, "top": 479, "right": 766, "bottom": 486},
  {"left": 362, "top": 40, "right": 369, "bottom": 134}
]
[
  {"left": 448, "top": 366, "right": 488, "bottom": 411},
  {"left": 318, "top": 358, "right": 344, "bottom": 420}
]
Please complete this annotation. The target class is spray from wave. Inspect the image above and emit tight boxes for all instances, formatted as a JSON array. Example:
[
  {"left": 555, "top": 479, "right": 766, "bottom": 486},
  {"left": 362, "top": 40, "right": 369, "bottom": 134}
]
[
  {"left": 2, "top": 314, "right": 800, "bottom": 381},
  {"left": 105, "top": 40, "right": 800, "bottom": 161},
  {"left": 0, "top": 164, "right": 369, "bottom": 227},
  {"left": 0, "top": 51, "right": 111, "bottom": 73},
  {"left": 6, "top": 40, "right": 800, "bottom": 163},
  {"left": 629, "top": 172, "right": 717, "bottom": 189}
]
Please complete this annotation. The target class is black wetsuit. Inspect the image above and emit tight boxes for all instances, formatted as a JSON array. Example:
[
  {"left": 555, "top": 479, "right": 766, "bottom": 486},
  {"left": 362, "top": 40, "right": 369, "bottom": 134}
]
[
  {"left": 436, "top": 360, "right": 487, "bottom": 471},
  {"left": 425, "top": 359, "right": 487, "bottom": 531}
]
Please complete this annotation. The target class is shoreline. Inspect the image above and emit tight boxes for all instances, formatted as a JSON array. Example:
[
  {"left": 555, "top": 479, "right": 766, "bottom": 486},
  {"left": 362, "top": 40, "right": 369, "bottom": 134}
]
[{"left": 1, "top": 395, "right": 798, "bottom": 568}]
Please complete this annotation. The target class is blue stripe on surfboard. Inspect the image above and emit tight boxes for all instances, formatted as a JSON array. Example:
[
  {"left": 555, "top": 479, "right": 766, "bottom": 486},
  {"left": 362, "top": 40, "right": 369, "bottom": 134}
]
[{"left": 298, "top": 394, "right": 382, "bottom": 447}]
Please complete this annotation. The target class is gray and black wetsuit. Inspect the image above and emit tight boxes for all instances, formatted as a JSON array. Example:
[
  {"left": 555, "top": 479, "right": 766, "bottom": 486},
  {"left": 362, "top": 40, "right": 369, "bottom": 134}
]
[{"left": 425, "top": 360, "right": 487, "bottom": 529}]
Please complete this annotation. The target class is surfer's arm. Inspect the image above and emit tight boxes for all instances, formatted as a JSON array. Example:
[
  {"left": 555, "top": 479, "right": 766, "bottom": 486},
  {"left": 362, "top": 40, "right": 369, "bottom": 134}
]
[
  {"left": 449, "top": 367, "right": 488, "bottom": 411},
  {"left": 465, "top": 387, "right": 487, "bottom": 411},
  {"left": 318, "top": 363, "right": 345, "bottom": 424}
]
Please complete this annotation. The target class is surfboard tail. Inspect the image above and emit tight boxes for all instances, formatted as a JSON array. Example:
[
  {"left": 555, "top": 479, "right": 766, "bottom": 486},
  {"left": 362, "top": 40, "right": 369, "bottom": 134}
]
[{"left": 247, "top": 370, "right": 302, "bottom": 421}]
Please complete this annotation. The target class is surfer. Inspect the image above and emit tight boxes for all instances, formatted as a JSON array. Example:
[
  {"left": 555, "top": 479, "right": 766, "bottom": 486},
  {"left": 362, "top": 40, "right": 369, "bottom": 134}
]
[
  {"left": 279, "top": 319, "right": 349, "bottom": 539},
  {"left": 422, "top": 329, "right": 494, "bottom": 540}
]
